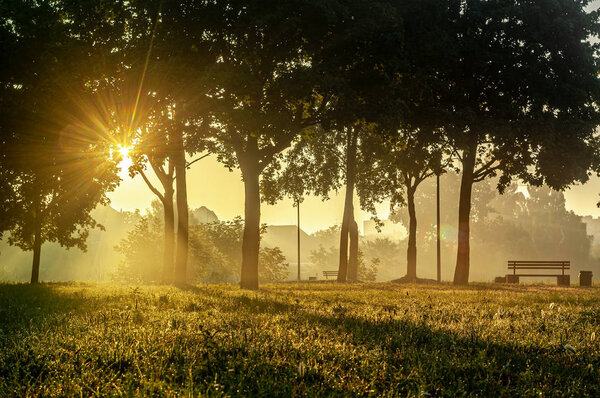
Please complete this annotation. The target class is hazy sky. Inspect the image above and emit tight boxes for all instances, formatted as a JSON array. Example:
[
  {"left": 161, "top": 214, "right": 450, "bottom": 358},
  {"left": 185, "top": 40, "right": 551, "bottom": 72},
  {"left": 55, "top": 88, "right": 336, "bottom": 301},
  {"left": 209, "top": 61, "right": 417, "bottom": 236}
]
[
  {"left": 108, "top": 155, "right": 381, "bottom": 234},
  {"left": 108, "top": 1, "right": 600, "bottom": 233},
  {"left": 107, "top": 154, "right": 600, "bottom": 236}
]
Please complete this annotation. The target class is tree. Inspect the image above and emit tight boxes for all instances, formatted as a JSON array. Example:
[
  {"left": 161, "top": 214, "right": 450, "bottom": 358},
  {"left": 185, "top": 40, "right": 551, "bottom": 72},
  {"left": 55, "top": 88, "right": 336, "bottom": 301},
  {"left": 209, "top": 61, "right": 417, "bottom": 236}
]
[
  {"left": 361, "top": 238, "right": 403, "bottom": 280},
  {"left": 265, "top": 125, "right": 377, "bottom": 282},
  {"left": 263, "top": 0, "right": 451, "bottom": 284},
  {"left": 197, "top": 1, "right": 402, "bottom": 289},
  {"left": 0, "top": 0, "right": 122, "bottom": 282},
  {"left": 110, "top": 0, "right": 404, "bottom": 289},
  {"left": 419, "top": 0, "right": 600, "bottom": 284},
  {"left": 110, "top": 0, "right": 221, "bottom": 284},
  {"left": 127, "top": 119, "right": 176, "bottom": 283},
  {"left": 363, "top": 128, "right": 447, "bottom": 280}
]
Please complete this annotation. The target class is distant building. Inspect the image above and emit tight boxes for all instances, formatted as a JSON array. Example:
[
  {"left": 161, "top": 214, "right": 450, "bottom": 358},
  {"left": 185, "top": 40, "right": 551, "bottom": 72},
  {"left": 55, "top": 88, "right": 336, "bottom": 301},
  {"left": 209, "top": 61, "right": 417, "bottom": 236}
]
[{"left": 582, "top": 216, "right": 600, "bottom": 242}]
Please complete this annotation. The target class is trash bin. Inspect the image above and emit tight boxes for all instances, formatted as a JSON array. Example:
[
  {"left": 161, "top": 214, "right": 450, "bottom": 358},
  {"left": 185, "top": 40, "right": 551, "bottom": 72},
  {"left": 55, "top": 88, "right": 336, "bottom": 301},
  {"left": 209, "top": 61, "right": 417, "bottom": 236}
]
[{"left": 580, "top": 271, "right": 593, "bottom": 287}]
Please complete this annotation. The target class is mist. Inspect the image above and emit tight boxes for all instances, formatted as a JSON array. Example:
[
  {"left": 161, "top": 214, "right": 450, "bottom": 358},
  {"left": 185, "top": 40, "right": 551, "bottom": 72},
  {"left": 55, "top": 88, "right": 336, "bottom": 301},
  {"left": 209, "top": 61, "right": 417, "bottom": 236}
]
[{"left": 2, "top": 172, "right": 597, "bottom": 284}]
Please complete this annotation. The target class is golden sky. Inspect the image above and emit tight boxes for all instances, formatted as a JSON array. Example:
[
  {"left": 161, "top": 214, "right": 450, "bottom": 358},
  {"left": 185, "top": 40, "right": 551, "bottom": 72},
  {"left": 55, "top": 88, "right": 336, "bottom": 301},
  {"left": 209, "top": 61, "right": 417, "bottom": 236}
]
[
  {"left": 107, "top": 154, "right": 600, "bottom": 234},
  {"left": 108, "top": 155, "right": 389, "bottom": 234}
]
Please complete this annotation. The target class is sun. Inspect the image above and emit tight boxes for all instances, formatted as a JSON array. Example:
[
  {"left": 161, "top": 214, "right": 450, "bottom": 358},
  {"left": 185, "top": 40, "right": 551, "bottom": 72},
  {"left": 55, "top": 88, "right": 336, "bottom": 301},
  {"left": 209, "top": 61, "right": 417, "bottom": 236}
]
[
  {"left": 117, "top": 145, "right": 133, "bottom": 177},
  {"left": 118, "top": 145, "right": 130, "bottom": 158}
]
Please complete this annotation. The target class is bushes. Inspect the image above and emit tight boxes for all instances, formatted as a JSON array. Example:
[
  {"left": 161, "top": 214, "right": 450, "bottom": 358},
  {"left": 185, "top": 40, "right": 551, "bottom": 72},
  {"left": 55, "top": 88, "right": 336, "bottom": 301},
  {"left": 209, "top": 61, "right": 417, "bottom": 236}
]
[{"left": 114, "top": 205, "right": 288, "bottom": 283}]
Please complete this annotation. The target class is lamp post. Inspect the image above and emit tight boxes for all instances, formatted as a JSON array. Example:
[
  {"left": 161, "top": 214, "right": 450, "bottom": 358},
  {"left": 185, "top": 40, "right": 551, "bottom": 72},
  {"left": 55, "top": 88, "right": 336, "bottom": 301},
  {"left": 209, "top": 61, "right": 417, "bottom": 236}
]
[
  {"left": 297, "top": 199, "right": 301, "bottom": 281},
  {"left": 436, "top": 173, "right": 441, "bottom": 283}
]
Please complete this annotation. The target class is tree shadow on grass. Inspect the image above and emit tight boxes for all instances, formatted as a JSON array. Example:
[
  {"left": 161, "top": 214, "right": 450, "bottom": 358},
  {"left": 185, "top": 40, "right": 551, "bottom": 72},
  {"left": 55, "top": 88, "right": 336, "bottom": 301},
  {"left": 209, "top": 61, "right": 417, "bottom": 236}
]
[
  {"left": 226, "top": 292, "right": 598, "bottom": 396},
  {"left": 0, "top": 283, "right": 96, "bottom": 334},
  {"left": 1, "top": 283, "right": 597, "bottom": 396}
]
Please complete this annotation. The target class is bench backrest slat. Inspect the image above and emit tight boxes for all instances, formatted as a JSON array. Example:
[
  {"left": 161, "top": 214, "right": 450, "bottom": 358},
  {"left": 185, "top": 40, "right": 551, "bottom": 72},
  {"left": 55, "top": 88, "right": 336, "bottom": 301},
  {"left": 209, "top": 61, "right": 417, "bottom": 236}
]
[
  {"left": 508, "top": 261, "right": 569, "bottom": 267},
  {"left": 508, "top": 264, "right": 570, "bottom": 268},
  {"left": 507, "top": 260, "right": 570, "bottom": 276}
]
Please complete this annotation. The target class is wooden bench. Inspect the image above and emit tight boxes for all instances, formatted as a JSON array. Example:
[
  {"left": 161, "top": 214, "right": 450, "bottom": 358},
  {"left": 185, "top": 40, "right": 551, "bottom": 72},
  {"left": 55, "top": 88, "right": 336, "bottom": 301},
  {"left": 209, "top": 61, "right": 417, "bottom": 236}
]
[
  {"left": 507, "top": 260, "right": 570, "bottom": 286},
  {"left": 322, "top": 270, "right": 338, "bottom": 280}
]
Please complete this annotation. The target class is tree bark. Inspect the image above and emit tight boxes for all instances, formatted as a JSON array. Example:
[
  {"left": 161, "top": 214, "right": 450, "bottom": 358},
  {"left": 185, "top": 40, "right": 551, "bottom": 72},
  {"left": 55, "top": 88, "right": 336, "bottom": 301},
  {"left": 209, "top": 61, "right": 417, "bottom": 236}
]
[
  {"left": 453, "top": 143, "right": 477, "bottom": 285},
  {"left": 162, "top": 187, "right": 175, "bottom": 283},
  {"left": 337, "top": 194, "right": 351, "bottom": 282},
  {"left": 30, "top": 188, "right": 42, "bottom": 284},
  {"left": 141, "top": 159, "right": 176, "bottom": 284},
  {"left": 338, "top": 129, "right": 358, "bottom": 282},
  {"left": 347, "top": 218, "right": 359, "bottom": 281},
  {"left": 30, "top": 215, "right": 42, "bottom": 284},
  {"left": 173, "top": 130, "right": 188, "bottom": 285},
  {"left": 240, "top": 164, "right": 261, "bottom": 290},
  {"left": 405, "top": 185, "right": 417, "bottom": 280}
]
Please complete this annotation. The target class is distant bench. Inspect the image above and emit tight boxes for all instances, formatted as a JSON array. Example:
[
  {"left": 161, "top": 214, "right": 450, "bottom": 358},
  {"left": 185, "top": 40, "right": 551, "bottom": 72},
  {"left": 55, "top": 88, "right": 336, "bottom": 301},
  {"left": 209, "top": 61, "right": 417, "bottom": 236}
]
[
  {"left": 507, "top": 260, "right": 570, "bottom": 286},
  {"left": 322, "top": 270, "right": 338, "bottom": 280}
]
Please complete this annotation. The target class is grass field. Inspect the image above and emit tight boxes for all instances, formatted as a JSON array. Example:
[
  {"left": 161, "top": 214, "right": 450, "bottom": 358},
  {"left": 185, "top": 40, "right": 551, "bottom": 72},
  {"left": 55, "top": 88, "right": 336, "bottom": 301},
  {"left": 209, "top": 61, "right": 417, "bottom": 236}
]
[{"left": 1, "top": 282, "right": 599, "bottom": 397}]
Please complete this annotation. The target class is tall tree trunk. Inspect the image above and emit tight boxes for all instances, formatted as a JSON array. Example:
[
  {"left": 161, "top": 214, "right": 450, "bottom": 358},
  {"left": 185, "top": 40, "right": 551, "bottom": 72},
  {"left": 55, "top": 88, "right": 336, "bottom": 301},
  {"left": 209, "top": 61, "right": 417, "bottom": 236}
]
[
  {"left": 453, "top": 143, "right": 477, "bottom": 285},
  {"left": 347, "top": 219, "right": 359, "bottom": 281},
  {"left": 338, "top": 129, "right": 358, "bottom": 282},
  {"left": 337, "top": 193, "right": 351, "bottom": 282},
  {"left": 240, "top": 163, "right": 261, "bottom": 290},
  {"left": 30, "top": 216, "right": 42, "bottom": 284},
  {"left": 405, "top": 185, "right": 417, "bottom": 280},
  {"left": 30, "top": 188, "right": 42, "bottom": 284},
  {"left": 173, "top": 130, "right": 188, "bottom": 285},
  {"left": 162, "top": 187, "right": 175, "bottom": 283}
]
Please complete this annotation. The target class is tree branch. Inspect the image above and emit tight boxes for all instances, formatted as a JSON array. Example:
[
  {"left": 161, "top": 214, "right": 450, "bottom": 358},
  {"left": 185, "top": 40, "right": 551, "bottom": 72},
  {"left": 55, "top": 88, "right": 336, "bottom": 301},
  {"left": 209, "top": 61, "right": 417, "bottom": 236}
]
[
  {"left": 139, "top": 168, "right": 165, "bottom": 202},
  {"left": 473, "top": 165, "right": 501, "bottom": 182},
  {"left": 258, "top": 131, "right": 299, "bottom": 170},
  {"left": 149, "top": 160, "right": 171, "bottom": 189},
  {"left": 186, "top": 152, "right": 210, "bottom": 169},
  {"left": 473, "top": 158, "right": 500, "bottom": 179},
  {"left": 418, "top": 169, "right": 435, "bottom": 183}
]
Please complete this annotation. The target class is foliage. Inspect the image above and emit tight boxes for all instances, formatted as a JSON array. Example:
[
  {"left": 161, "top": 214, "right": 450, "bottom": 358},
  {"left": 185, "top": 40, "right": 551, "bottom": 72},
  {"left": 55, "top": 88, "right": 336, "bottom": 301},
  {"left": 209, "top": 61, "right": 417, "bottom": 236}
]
[
  {"left": 358, "top": 252, "right": 378, "bottom": 282},
  {"left": 309, "top": 246, "right": 338, "bottom": 271},
  {"left": 311, "top": 225, "right": 342, "bottom": 249},
  {"left": 414, "top": 0, "right": 600, "bottom": 191},
  {"left": 114, "top": 211, "right": 163, "bottom": 283},
  {"left": 362, "top": 238, "right": 403, "bottom": 279},
  {"left": 115, "top": 210, "right": 288, "bottom": 283},
  {"left": 2, "top": 283, "right": 600, "bottom": 396},
  {"left": 415, "top": 0, "right": 600, "bottom": 283},
  {"left": 0, "top": 0, "right": 121, "bottom": 271},
  {"left": 259, "top": 247, "right": 290, "bottom": 283}
]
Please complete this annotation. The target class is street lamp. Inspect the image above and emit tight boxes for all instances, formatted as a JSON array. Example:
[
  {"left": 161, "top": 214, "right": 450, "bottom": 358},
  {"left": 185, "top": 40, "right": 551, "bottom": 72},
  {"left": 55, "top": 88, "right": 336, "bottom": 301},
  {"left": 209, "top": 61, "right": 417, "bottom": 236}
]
[
  {"left": 437, "top": 173, "right": 441, "bottom": 283},
  {"left": 296, "top": 199, "right": 301, "bottom": 281}
]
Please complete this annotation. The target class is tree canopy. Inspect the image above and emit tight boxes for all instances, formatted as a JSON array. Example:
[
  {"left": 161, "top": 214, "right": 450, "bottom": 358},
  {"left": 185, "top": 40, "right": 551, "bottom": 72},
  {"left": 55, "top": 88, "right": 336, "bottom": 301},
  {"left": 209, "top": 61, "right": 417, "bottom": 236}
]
[{"left": 1, "top": 0, "right": 600, "bottom": 287}]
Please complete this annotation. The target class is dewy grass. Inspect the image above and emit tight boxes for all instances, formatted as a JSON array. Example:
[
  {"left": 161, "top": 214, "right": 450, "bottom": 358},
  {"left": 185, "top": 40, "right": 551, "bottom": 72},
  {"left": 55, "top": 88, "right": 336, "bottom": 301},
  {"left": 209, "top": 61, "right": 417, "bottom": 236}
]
[{"left": 1, "top": 282, "right": 599, "bottom": 396}]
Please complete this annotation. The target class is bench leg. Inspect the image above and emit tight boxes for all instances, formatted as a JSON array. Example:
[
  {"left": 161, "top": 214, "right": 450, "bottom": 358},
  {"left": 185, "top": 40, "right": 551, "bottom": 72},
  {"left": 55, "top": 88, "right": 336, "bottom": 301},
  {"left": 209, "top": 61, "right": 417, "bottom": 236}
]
[
  {"left": 557, "top": 275, "right": 570, "bottom": 287},
  {"left": 506, "top": 274, "right": 519, "bottom": 284}
]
